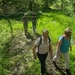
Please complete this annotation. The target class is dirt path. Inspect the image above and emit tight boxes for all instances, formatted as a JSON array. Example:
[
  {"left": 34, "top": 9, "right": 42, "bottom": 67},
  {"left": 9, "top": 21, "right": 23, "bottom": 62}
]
[{"left": 9, "top": 32, "right": 68, "bottom": 75}]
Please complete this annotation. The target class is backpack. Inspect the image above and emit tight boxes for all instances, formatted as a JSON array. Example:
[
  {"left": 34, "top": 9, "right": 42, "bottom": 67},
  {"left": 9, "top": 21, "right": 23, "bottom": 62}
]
[{"left": 38, "top": 36, "right": 51, "bottom": 53}]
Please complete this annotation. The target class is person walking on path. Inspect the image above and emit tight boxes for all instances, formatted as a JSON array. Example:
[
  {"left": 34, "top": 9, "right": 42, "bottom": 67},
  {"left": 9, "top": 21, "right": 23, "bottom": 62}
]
[
  {"left": 52, "top": 28, "right": 72, "bottom": 75},
  {"left": 22, "top": 13, "right": 28, "bottom": 35},
  {"left": 32, "top": 29, "right": 53, "bottom": 75},
  {"left": 32, "top": 13, "right": 37, "bottom": 34}
]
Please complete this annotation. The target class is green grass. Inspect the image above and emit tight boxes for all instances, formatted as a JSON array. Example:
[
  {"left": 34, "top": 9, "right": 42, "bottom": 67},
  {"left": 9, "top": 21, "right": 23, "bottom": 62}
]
[
  {"left": 0, "top": 11, "right": 75, "bottom": 75},
  {"left": 70, "top": 45, "right": 75, "bottom": 74},
  {"left": 37, "top": 11, "right": 75, "bottom": 44}
]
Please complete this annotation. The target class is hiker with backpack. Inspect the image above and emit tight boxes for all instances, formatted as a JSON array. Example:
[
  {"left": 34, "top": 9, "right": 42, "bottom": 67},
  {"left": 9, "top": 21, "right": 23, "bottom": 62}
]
[
  {"left": 32, "top": 13, "right": 37, "bottom": 34},
  {"left": 52, "top": 28, "right": 72, "bottom": 75},
  {"left": 22, "top": 13, "right": 28, "bottom": 35},
  {"left": 32, "top": 29, "right": 53, "bottom": 75}
]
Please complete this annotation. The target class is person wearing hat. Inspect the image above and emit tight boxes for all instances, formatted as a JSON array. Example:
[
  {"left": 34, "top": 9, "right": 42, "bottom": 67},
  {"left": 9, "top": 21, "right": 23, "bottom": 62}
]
[
  {"left": 22, "top": 13, "right": 28, "bottom": 35},
  {"left": 52, "top": 28, "right": 72, "bottom": 75}
]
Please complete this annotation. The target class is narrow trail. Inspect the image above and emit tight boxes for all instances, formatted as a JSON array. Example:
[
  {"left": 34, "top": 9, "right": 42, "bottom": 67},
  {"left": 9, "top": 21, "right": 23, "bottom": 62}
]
[{"left": 9, "top": 32, "right": 67, "bottom": 75}]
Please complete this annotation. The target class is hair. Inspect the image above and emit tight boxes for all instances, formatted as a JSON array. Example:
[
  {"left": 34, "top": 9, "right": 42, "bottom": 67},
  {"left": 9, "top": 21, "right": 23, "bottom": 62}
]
[
  {"left": 24, "top": 13, "right": 27, "bottom": 16},
  {"left": 42, "top": 29, "right": 49, "bottom": 34},
  {"left": 64, "top": 28, "right": 72, "bottom": 34}
]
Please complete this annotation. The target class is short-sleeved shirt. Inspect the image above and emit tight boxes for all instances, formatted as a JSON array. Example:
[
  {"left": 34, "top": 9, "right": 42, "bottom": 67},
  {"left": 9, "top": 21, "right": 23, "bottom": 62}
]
[
  {"left": 32, "top": 16, "right": 36, "bottom": 21},
  {"left": 22, "top": 16, "right": 28, "bottom": 25},
  {"left": 35, "top": 37, "right": 51, "bottom": 54},
  {"left": 59, "top": 36, "right": 71, "bottom": 53}
]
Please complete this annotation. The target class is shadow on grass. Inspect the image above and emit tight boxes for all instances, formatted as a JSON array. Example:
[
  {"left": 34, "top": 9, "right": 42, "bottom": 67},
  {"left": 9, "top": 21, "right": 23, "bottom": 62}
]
[
  {"left": 45, "top": 72, "right": 53, "bottom": 75},
  {"left": 26, "top": 32, "right": 34, "bottom": 40},
  {"left": 53, "top": 63, "right": 72, "bottom": 75},
  {"left": 6, "top": 18, "right": 13, "bottom": 37},
  {"left": 25, "top": 32, "right": 41, "bottom": 42},
  {"left": 53, "top": 63, "right": 66, "bottom": 75},
  {"left": 35, "top": 32, "right": 41, "bottom": 38}
]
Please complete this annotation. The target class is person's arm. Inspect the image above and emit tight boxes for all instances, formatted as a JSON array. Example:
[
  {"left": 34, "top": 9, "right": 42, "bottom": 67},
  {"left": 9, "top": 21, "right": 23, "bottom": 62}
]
[
  {"left": 70, "top": 44, "right": 72, "bottom": 51},
  {"left": 32, "top": 44, "right": 37, "bottom": 59},
  {"left": 57, "top": 39, "right": 62, "bottom": 58},
  {"left": 32, "top": 16, "right": 34, "bottom": 22},
  {"left": 32, "top": 38, "right": 40, "bottom": 59},
  {"left": 22, "top": 17, "right": 24, "bottom": 22},
  {"left": 49, "top": 43, "right": 53, "bottom": 60}
]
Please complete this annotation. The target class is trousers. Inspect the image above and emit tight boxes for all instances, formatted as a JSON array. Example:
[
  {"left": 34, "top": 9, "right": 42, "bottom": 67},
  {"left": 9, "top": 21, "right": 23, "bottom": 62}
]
[
  {"left": 52, "top": 50, "right": 69, "bottom": 69},
  {"left": 37, "top": 52, "right": 48, "bottom": 74}
]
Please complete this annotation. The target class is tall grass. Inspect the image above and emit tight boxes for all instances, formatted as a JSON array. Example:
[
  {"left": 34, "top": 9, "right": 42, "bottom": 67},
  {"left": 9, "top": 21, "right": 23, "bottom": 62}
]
[
  {"left": 0, "top": 18, "right": 23, "bottom": 75},
  {"left": 37, "top": 11, "right": 75, "bottom": 44}
]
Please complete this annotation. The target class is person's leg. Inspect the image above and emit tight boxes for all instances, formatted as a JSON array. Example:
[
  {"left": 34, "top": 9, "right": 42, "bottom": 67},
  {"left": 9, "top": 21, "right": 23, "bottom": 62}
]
[
  {"left": 32, "top": 22, "right": 36, "bottom": 34},
  {"left": 32, "top": 23, "right": 34, "bottom": 33},
  {"left": 33, "top": 26, "right": 35, "bottom": 34},
  {"left": 63, "top": 52, "right": 71, "bottom": 75},
  {"left": 25, "top": 27, "right": 27, "bottom": 35},
  {"left": 25, "top": 22, "right": 28, "bottom": 34},
  {"left": 43, "top": 53, "right": 48, "bottom": 73},
  {"left": 23, "top": 24, "right": 26, "bottom": 35},
  {"left": 26, "top": 24, "right": 28, "bottom": 33},
  {"left": 34, "top": 25, "right": 36, "bottom": 33},
  {"left": 52, "top": 50, "right": 59, "bottom": 62},
  {"left": 52, "top": 50, "right": 59, "bottom": 70},
  {"left": 37, "top": 53, "right": 48, "bottom": 75},
  {"left": 63, "top": 52, "right": 69, "bottom": 69},
  {"left": 34, "top": 22, "right": 36, "bottom": 31}
]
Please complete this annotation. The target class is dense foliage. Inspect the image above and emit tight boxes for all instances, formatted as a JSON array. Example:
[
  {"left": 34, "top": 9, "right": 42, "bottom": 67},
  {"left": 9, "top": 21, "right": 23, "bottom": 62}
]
[{"left": 0, "top": 0, "right": 75, "bottom": 15}]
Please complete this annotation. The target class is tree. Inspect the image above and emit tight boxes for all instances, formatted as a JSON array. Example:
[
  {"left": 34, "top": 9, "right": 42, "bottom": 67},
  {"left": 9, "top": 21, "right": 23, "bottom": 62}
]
[
  {"left": 42, "top": 0, "right": 56, "bottom": 9},
  {"left": 61, "top": 0, "right": 64, "bottom": 9},
  {"left": 70, "top": 0, "right": 75, "bottom": 12}
]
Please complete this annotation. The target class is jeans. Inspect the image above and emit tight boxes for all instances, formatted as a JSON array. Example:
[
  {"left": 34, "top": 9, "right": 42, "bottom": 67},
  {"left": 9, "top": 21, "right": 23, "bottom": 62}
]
[{"left": 37, "top": 52, "right": 48, "bottom": 74}]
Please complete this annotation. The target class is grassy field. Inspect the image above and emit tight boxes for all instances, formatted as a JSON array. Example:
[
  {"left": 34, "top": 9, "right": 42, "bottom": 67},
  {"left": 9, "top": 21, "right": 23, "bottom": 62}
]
[{"left": 0, "top": 10, "right": 75, "bottom": 75}]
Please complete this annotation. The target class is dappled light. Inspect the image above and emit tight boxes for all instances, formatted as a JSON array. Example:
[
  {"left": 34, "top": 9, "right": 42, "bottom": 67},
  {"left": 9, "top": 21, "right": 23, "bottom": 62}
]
[{"left": 0, "top": 7, "right": 75, "bottom": 75}]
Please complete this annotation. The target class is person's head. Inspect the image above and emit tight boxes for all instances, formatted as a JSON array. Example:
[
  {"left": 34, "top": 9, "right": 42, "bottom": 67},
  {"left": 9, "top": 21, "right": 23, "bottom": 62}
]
[
  {"left": 42, "top": 29, "right": 49, "bottom": 38},
  {"left": 64, "top": 28, "right": 72, "bottom": 37},
  {"left": 24, "top": 13, "right": 27, "bottom": 17},
  {"left": 32, "top": 13, "right": 36, "bottom": 16}
]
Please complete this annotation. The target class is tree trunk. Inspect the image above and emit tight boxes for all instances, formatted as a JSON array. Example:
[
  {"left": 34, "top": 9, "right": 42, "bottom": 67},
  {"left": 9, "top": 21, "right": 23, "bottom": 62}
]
[
  {"left": 45, "top": 0, "right": 49, "bottom": 8},
  {"left": 29, "top": 1, "right": 32, "bottom": 11},
  {"left": 2, "top": 0, "right": 8, "bottom": 14},
  {"left": 61, "top": 0, "right": 64, "bottom": 10}
]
